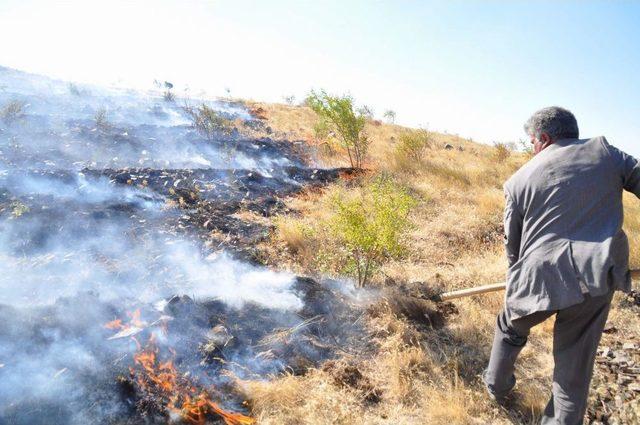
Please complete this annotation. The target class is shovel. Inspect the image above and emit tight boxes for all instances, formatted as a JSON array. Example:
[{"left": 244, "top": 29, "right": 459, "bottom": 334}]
[{"left": 436, "top": 268, "right": 640, "bottom": 302}]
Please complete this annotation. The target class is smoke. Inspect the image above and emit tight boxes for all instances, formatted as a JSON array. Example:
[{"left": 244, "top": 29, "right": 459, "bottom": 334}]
[
  {"left": 0, "top": 65, "right": 292, "bottom": 174},
  {"left": 0, "top": 67, "right": 362, "bottom": 424}
]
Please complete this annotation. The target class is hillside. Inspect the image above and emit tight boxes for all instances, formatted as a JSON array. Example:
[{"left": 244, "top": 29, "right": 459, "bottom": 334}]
[
  {"left": 0, "top": 67, "right": 638, "bottom": 425},
  {"left": 241, "top": 101, "right": 640, "bottom": 424}
]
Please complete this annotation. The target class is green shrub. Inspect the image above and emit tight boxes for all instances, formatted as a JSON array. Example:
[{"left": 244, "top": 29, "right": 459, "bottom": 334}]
[
  {"left": 0, "top": 100, "right": 26, "bottom": 124},
  {"left": 306, "top": 90, "right": 370, "bottom": 169},
  {"left": 397, "top": 129, "right": 432, "bottom": 162},
  {"left": 325, "top": 176, "right": 416, "bottom": 287},
  {"left": 184, "top": 103, "right": 233, "bottom": 140},
  {"left": 391, "top": 129, "right": 433, "bottom": 174}
]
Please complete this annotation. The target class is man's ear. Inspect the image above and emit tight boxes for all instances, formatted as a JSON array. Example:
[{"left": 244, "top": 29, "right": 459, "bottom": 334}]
[{"left": 539, "top": 133, "right": 552, "bottom": 144}]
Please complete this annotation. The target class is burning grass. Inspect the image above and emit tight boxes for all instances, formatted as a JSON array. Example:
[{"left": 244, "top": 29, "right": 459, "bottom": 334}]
[
  {"left": 2, "top": 66, "right": 639, "bottom": 424},
  {"left": 106, "top": 311, "right": 248, "bottom": 425},
  {"left": 127, "top": 336, "right": 255, "bottom": 425}
]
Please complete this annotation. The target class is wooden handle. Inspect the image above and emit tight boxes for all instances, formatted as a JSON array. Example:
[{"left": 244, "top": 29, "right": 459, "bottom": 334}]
[
  {"left": 439, "top": 268, "right": 640, "bottom": 302},
  {"left": 439, "top": 283, "right": 506, "bottom": 301}
]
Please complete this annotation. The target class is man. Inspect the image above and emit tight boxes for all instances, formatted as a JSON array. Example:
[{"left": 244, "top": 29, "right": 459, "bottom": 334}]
[{"left": 482, "top": 106, "right": 640, "bottom": 424}]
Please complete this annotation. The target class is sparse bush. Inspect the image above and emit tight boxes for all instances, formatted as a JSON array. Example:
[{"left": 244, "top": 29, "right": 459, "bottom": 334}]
[
  {"left": 397, "top": 129, "right": 432, "bottom": 162},
  {"left": 283, "top": 95, "right": 296, "bottom": 105},
  {"left": 94, "top": 107, "right": 111, "bottom": 131},
  {"left": 0, "top": 100, "right": 26, "bottom": 124},
  {"left": 383, "top": 110, "right": 396, "bottom": 124},
  {"left": 493, "top": 142, "right": 511, "bottom": 163},
  {"left": 391, "top": 129, "right": 433, "bottom": 174},
  {"left": 306, "top": 90, "right": 370, "bottom": 169},
  {"left": 184, "top": 103, "right": 233, "bottom": 140},
  {"left": 163, "top": 90, "right": 175, "bottom": 102},
  {"left": 325, "top": 176, "right": 416, "bottom": 287}
]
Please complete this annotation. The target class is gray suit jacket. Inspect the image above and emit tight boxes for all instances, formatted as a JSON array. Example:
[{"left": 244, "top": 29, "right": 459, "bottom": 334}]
[{"left": 503, "top": 136, "right": 640, "bottom": 319}]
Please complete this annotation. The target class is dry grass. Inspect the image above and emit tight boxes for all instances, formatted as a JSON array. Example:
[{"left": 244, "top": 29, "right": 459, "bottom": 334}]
[
  {"left": 242, "top": 101, "right": 640, "bottom": 424},
  {"left": 247, "top": 371, "right": 364, "bottom": 425}
]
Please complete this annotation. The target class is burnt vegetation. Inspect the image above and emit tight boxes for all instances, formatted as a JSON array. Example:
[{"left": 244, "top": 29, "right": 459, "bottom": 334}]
[
  {"left": 1, "top": 64, "right": 638, "bottom": 424},
  {"left": 184, "top": 103, "right": 235, "bottom": 140},
  {"left": 0, "top": 99, "right": 26, "bottom": 124},
  {"left": 0, "top": 67, "right": 368, "bottom": 425}
]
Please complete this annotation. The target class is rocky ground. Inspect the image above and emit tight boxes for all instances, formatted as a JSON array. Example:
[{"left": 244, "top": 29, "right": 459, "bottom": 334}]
[{"left": 588, "top": 291, "right": 640, "bottom": 424}]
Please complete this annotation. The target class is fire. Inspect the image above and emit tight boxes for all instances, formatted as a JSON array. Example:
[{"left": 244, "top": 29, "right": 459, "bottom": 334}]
[
  {"left": 105, "top": 309, "right": 149, "bottom": 340},
  {"left": 104, "top": 318, "right": 123, "bottom": 330},
  {"left": 131, "top": 339, "right": 255, "bottom": 425},
  {"left": 106, "top": 311, "right": 255, "bottom": 425},
  {"left": 104, "top": 309, "right": 145, "bottom": 331}
]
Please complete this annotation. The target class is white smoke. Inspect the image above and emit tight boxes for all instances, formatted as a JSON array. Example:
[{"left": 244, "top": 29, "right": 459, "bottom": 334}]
[
  {"left": 0, "top": 67, "right": 314, "bottom": 423},
  {"left": 0, "top": 65, "right": 287, "bottom": 173}
]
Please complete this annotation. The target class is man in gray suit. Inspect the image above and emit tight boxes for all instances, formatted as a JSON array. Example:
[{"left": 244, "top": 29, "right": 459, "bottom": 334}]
[{"left": 482, "top": 106, "right": 640, "bottom": 424}]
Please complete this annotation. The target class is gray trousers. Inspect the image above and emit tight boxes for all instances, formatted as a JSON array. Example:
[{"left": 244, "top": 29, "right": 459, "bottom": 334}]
[{"left": 482, "top": 291, "right": 614, "bottom": 425}]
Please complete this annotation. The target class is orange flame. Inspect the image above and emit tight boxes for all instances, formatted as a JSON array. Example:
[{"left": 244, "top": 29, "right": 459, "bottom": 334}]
[
  {"left": 131, "top": 339, "right": 255, "bottom": 425},
  {"left": 105, "top": 309, "right": 145, "bottom": 331},
  {"left": 104, "top": 318, "right": 123, "bottom": 330},
  {"left": 106, "top": 311, "right": 255, "bottom": 424}
]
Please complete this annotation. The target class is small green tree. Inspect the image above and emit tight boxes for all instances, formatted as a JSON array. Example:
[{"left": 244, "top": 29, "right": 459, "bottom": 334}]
[
  {"left": 326, "top": 176, "right": 416, "bottom": 287},
  {"left": 306, "top": 90, "right": 370, "bottom": 169}
]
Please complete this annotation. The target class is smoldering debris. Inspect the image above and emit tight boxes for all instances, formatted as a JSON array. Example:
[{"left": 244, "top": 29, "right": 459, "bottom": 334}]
[{"left": 0, "top": 67, "right": 366, "bottom": 424}]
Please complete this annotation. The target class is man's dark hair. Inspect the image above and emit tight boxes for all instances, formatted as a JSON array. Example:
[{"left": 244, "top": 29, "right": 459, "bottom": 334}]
[{"left": 524, "top": 106, "right": 579, "bottom": 140}]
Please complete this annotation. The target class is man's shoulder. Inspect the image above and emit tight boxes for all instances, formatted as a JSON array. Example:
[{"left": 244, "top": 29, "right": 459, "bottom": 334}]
[
  {"left": 503, "top": 137, "right": 609, "bottom": 195},
  {"left": 503, "top": 150, "right": 545, "bottom": 195}
]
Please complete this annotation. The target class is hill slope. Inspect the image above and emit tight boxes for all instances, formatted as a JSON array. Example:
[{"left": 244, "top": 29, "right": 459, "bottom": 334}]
[
  {"left": 1, "top": 66, "right": 637, "bottom": 424},
  {"left": 244, "top": 101, "right": 640, "bottom": 424}
]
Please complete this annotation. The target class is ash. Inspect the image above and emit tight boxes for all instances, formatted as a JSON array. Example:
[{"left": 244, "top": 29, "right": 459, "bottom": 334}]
[{"left": 0, "top": 67, "right": 366, "bottom": 424}]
